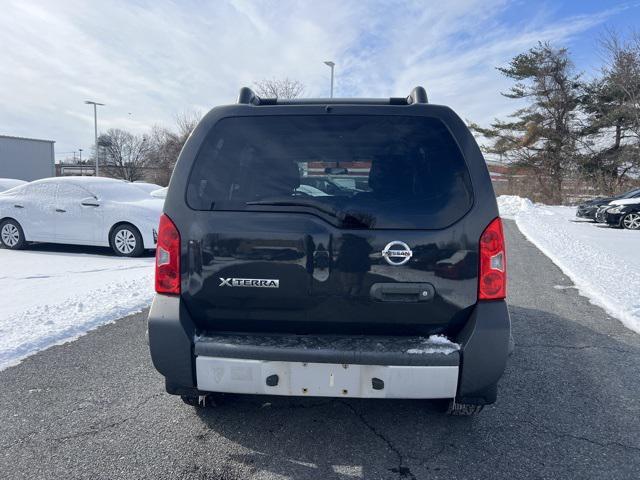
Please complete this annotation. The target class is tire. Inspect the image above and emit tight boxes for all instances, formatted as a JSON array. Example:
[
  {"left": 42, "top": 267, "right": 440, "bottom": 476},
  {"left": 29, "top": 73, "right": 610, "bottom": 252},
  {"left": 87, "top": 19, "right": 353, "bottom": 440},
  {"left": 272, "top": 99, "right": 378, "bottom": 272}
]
[
  {"left": 447, "top": 400, "right": 484, "bottom": 416},
  {"left": 181, "top": 394, "right": 219, "bottom": 408},
  {"left": 181, "top": 395, "right": 202, "bottom": 407},
  {"left": 109, "top": 224, "right": 144, "bottom": 257},
  {"left": 621, "top": 213, "right": 640, "bottom": 230},
  {"left": 0, "top": 219, "right": 26, "bottom": 250}
]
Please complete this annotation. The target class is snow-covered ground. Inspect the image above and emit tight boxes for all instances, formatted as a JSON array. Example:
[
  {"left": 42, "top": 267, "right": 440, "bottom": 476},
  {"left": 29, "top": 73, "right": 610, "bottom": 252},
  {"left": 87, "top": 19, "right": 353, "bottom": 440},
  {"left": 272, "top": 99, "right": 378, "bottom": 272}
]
[
  {"left": 498, "top": 195, "right": 640, "bottom": 334},
  {"left": 0, "top": 247, "right": 154, "bottom": 370},
  {"left": 1, "top": 196, "right": 637, "bottom": 370}
]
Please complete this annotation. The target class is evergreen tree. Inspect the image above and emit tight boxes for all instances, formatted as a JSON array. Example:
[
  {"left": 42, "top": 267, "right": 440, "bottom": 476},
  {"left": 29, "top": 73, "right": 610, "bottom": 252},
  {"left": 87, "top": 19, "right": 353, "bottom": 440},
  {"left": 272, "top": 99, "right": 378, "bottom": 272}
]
[{"left": 471, "top": 42, "right": 581, "bottom": 203}]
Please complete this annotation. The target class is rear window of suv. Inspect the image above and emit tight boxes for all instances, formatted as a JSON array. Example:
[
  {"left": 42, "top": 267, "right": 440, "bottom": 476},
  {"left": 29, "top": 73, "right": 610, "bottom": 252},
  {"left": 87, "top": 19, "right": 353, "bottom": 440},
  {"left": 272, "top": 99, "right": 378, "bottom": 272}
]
[{"left": 187, "top": 115, "right": 473, "bottom": 229}]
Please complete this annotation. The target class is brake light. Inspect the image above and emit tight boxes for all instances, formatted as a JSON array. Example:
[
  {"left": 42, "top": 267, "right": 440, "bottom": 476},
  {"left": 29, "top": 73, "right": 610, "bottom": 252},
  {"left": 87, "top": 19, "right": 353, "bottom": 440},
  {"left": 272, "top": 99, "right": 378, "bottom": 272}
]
[
  {"left": 155, "top": 214, "right": 180, "bottom": 295},
  {"left": 478, "top": 217, "right": 506, "bottom": 300}
]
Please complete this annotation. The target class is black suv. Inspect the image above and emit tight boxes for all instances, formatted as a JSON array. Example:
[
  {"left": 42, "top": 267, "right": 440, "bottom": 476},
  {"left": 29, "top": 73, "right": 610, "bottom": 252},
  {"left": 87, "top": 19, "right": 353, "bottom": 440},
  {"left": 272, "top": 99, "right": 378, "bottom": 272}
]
[{"left": 148, "top": 87, "right": 510, "bottom": 416}]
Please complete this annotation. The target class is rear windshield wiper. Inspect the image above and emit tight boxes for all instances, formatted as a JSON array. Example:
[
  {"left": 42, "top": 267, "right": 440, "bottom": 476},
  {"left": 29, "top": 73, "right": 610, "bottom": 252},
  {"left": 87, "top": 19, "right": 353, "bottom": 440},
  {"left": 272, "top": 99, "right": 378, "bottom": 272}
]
[{"left": 246, "top": 199, "right": 373, "bottom": 228}]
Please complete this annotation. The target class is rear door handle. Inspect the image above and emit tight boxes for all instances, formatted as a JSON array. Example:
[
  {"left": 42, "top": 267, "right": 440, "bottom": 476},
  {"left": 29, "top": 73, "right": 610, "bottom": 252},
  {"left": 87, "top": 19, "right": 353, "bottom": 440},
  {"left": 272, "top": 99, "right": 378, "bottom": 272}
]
[
  {"left": 14, "top": 204, "right": 23, "bottom": 209},
  {"left": 370, "top": 283, "right": 435, "bottom": 302},
  {"left": 55, "top": 208, "right": 66, "bottom": 213}
]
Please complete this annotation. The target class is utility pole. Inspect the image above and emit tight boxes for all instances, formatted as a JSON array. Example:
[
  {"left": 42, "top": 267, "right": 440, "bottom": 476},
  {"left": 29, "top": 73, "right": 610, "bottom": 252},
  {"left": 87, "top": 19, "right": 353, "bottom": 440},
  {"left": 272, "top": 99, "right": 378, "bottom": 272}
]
[
  {"left": 324, "top": 61, "right": 335, "bottom": 98},
  {"left": 84, "top": 100, "right": 105, "bottom": 176}
]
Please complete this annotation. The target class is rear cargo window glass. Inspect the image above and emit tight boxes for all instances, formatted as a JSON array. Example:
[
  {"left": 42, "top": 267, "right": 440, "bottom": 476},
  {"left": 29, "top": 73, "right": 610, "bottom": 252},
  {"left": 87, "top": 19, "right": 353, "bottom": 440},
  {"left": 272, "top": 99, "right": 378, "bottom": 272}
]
[{"left": 187, "top": 115, "right": 473, "bottom": 229}]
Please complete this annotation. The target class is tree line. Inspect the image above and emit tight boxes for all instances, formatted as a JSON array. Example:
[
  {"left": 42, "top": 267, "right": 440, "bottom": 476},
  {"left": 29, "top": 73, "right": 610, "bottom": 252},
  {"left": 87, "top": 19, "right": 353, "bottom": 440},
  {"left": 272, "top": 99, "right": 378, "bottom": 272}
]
[
  {"left": 95, "top": 79, "right": 303, "bottom": 185},
  {"left": 471, "top": 30, "right": 640, "bottom": 203},
  {"left": 96, "top": 33, "right": 640, "bottom": 203}
]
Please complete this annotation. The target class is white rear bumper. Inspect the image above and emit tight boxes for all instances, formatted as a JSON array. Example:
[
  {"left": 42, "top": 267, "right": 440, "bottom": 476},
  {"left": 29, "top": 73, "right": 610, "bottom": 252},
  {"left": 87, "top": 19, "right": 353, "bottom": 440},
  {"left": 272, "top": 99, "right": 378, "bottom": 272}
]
[{"left": 196, "top": 356, "right": 458, "bottom": 399}]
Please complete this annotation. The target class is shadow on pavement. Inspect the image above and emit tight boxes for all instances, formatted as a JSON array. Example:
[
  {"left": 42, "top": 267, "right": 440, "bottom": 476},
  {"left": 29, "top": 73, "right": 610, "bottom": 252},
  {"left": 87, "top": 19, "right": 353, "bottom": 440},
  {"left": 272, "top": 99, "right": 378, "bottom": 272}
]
[
  {"left": 1, "top": 242, "right": 155, "bottom": 257},
  {"left": 184, "top": 304, "right": 640, "bottom": 480}
]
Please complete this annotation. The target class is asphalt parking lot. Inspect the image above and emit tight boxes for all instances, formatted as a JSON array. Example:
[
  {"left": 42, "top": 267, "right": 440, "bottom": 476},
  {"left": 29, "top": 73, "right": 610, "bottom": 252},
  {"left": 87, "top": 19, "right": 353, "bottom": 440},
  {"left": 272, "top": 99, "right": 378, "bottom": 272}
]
[{"left": 1, "top": 221, "right": 639, "bottom": 480}]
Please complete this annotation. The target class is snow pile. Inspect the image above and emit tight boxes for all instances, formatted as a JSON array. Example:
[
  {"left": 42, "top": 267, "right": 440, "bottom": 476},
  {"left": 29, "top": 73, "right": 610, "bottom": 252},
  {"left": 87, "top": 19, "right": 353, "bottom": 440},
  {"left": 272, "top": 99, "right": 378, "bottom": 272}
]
[
  {"left": 407, "top": 335, "right": 460, "bottom": 355},
  {"left": 497, "top": 195, "right": 640, "bottom": 334},
  {"left": 496, "top": 195, "right": 534, "bottom": 219},
  {"left": 0, "top": 249, "right": 154, "bottom": 370}
]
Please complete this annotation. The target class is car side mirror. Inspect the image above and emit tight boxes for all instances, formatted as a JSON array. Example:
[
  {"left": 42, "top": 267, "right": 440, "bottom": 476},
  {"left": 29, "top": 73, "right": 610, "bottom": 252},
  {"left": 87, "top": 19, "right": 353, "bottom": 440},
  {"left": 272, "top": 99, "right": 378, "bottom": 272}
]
[{"left": 81, "top": 197, "right": 100, "bottom": 207}]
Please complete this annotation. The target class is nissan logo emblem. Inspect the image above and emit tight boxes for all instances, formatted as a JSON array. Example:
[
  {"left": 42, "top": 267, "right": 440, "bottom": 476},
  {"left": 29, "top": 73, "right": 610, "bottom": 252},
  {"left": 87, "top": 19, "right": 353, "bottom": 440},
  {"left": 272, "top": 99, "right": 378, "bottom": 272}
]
[{"left": 381, "top": 241, "right": 413, "bottom": 266}]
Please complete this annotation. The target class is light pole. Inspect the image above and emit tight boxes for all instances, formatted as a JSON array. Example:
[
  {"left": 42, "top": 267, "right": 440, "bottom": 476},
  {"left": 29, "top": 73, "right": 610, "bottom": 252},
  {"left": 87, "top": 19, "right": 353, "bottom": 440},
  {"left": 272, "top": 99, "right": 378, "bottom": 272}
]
[
  {"left": 324, "top": 61, "right": 335, "bottom": 98},
  {"left": 84, "top": 100, "right": 105, "bottom": 176}
]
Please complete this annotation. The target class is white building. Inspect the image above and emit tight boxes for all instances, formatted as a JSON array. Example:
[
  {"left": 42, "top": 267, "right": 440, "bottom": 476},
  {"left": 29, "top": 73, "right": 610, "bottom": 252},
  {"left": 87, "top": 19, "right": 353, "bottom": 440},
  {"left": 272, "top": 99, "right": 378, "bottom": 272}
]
[{"left": 0, "top": 135, "right": 55, "bottom": 181}]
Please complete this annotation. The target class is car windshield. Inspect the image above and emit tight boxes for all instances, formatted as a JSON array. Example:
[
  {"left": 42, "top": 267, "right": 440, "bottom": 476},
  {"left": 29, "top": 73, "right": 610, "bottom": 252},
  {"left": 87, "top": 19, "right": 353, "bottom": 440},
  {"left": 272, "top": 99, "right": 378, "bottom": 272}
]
[
  {"left": 186, "top": 115, "right": 473, "bottom": 229},
  {"left": 621, "top": 188, "right": 640, "bottom": 199}
]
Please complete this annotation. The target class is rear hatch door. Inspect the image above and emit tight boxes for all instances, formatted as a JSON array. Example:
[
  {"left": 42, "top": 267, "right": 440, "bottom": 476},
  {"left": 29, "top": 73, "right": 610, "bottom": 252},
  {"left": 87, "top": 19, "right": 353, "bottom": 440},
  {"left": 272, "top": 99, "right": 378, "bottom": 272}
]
[{"left": 181, "top": 113, "right": 477, "bottom": 335}]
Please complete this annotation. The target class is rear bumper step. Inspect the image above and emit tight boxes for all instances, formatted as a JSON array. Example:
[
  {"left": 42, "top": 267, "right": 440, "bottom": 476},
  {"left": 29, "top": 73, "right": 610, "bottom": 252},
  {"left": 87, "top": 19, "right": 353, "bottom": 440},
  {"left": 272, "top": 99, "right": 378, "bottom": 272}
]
[
  {"left": 194, "top": 333, "right": 459, "bottom": 366},
  {"left": 196, "top": 357, "right": 459, "bottom": 399},
  {"left": 194, "top": 333, "right": 460, "bottom": 398}
]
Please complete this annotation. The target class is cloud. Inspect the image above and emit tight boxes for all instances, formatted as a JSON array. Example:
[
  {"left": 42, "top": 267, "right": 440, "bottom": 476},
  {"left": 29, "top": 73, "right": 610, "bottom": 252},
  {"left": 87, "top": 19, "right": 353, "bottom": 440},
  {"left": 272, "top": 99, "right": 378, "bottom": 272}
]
[{"left": 0, "top": 0, "right": 625, "bottom": 158}]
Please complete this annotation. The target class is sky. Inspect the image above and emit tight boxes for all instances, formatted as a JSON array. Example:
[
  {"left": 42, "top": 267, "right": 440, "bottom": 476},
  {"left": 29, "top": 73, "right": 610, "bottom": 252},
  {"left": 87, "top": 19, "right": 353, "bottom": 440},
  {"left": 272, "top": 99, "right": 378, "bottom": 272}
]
[{"left": 1, "top": 0, "right": 639, "bottom": 162}]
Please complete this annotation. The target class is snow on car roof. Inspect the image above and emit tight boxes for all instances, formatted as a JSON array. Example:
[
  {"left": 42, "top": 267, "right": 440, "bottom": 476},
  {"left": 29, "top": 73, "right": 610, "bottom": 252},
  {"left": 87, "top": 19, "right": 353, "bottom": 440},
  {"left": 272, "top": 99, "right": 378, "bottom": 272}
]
[
  {"left": 31, "top": 176, "right": 128, "bottom": 185},
  {"left": 23, "top": 177, "right": 160, "bottom": 201},
  {"left": 131, "top": 182, "right": 162, "bottom": 193},
  {"left": 0, "top": 178, "right": 27, "bottom": 193},
  {"left": 0, "top": 178, "right": 27, "bottom": 186}
]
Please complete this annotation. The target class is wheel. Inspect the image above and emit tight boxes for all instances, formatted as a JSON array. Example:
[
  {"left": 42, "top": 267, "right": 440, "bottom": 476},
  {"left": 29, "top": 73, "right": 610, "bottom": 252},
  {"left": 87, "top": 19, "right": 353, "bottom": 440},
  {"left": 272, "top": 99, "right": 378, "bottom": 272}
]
[
  {"left": 447, "top": 400, "right": 484, "bottom": 416},
  {"left": 622, "top": 213, "right": 640, "bottom": 230},
  {"left": 0, "top": 219, "right": 26, "bottom": 250},
  {"left": 110, "top": 224, "right": 144, "bottom": 257},
  {"left": 181, "top": 395, "right": 202, "bottom": 407}
]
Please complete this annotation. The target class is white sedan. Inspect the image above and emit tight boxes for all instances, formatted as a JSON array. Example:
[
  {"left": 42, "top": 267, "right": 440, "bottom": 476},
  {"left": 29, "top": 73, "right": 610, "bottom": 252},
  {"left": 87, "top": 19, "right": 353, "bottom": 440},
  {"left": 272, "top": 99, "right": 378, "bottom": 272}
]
[{"left": 0, "top": 177, "right": 163, "bottom": 256}]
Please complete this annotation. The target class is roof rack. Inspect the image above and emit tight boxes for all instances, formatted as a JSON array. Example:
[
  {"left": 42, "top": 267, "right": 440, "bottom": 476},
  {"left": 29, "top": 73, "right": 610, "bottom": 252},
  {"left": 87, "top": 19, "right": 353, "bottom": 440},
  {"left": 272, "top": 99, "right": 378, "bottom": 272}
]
[
  {"left": 237, "top": 86, "right": 428, "bottom": 106},
  {"left": 407, "top": 86, "right": 428, "bottom": 105},
  {"left": 237, "top": 87, "right": 260, "bottom": 105}
]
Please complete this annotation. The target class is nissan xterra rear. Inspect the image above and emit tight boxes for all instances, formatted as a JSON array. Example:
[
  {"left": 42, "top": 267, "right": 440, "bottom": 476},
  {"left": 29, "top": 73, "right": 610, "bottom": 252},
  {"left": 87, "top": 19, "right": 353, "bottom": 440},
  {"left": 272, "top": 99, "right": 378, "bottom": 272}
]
[{"left": 147, "top": 86, "right": 510, "bottom": 416}]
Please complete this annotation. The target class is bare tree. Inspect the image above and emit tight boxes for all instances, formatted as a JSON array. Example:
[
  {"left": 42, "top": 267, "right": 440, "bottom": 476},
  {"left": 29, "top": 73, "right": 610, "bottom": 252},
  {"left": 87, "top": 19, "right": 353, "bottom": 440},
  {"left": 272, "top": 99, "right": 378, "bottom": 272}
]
[
  {"left": 578, "top": 29, "right": 640, "bottom": 193},
  {"left": 253, "top": 78, "right": 305, "bottom": 99},
  {"left": 144, "top": 110, "right": 203, "bottom": 185},
  {"left": 175, "top": 110, "right": 201, "bottom": 137},
  {"left": 99, "top": 129, "right": 152, "bottom": 182},
  {"left": 144, "top": 126, "right": 180, "bottom": 185}
]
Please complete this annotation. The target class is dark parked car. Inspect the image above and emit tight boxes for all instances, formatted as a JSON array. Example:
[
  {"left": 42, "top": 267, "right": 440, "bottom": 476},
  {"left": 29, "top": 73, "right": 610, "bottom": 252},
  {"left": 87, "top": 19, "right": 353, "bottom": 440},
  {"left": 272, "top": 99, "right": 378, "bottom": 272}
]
[
  {"left": 576, "top": 187, "right": 640, "bottom": 220},
  {"left": 604, "top": 203, "right": 640, "bottom": 230},
  {"left": 147, "top": 86, "right": 510, "bottom": 416},
  {"left": 595, "top": 204, "right": 615, "bottom": 223}
]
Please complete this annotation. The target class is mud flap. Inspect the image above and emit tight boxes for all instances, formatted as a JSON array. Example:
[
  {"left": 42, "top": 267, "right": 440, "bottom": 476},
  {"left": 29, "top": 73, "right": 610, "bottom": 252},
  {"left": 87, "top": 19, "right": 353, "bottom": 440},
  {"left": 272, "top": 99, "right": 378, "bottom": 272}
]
[{"left": 455, "top": 300, "right": 511, "bottom": 405}]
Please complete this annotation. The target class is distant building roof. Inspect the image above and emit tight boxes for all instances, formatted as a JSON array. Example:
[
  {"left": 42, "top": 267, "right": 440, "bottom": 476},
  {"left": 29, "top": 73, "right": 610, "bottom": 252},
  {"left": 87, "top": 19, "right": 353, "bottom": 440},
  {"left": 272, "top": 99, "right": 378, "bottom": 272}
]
[{"left": 0, "top": 134, "right": 55, "bottom": 144}]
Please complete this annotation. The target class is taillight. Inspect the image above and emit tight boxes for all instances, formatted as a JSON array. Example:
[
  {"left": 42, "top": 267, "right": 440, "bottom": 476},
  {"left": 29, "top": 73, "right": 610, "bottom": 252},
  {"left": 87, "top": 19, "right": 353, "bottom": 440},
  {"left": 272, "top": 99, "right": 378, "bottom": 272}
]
[
  {"left": 478, "top": 217, "right": 506, "bottom": 300},
  {"left": 155, "top": 214, "right": 180, "bottom": 295}
]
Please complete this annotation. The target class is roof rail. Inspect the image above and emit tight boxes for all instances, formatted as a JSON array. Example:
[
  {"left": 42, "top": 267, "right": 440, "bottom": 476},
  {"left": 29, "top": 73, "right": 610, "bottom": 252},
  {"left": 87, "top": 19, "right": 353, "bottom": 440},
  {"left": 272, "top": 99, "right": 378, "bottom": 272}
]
[
  {"left": 237, "top": 87, "right": 278, "bottom": 105},
  {"left": 236, "top": 85, "right": 429, "bottom": 105},
  {"left": 407, "top": 86, "right": 428, "bottom": 104}
]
